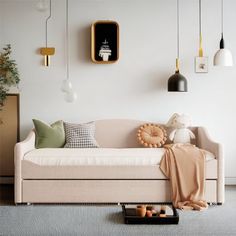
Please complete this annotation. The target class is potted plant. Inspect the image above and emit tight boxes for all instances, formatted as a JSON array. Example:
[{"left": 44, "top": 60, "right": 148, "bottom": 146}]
[{"left": 0, "top": 44, "right": 20, "bottom": 110}]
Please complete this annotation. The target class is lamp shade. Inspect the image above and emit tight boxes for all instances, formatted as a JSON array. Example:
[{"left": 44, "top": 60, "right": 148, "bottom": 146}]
[
  {"left": 168, "top": 71, "right": 188, "bottom": 92},
  {"left": 61, "top": 79, "right": 72, "bottom": 93},
  {"left": 213, "top": 0, "right": 234, "bottom": 67},
  {"left": 213, "top": 48, "right": 233, "bottom": 66},
  {"left": 64, "top": 88, "right": 77, "bottom": 103},
  {"left": 167, "top": 1, "right": 188, "bottom": 92}
]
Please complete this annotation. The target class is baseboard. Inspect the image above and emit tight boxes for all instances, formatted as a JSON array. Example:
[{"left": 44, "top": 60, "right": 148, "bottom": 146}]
[
  {"left": 225, "top": 177, "right": 236, "bottom": 185},
  {"left": 0, "top": 177, "right": 14, "bottom": 184}
]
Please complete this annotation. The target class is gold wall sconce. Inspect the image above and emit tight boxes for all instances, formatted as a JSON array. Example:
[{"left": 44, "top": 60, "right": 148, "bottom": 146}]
[
  {"left": 40, "top": 0, "right": 55, "bottom": 67},
  {"left": 40, "top": 47, "right": 55, "bottom": 67}
]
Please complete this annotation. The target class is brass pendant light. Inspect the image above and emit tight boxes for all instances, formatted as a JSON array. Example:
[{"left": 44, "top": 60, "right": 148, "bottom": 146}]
[
  {"left": 168, "top": 0, "right": 187, "bottom": 92},
  {"left": 198, "top": 0, "right": 203, "bottom": 58},
  {"left": 40, "top": 0, "right": 55, "bottom": 67},
  {"left": 195, "top": 0, "right": 208, "bottom": 73}
]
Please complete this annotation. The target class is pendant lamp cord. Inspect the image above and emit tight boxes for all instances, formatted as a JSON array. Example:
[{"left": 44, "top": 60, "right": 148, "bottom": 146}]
[
  {"left": 177, "top": 0, "right": 179, "bottom": 59},
  {"left": 198, "top": 0, "right": 203, "bottom": 57},
  {"left": 175, "top": 0, "right": 180, "bottom": 72},
  {"left": 45, "top": 0, "right": 52, "bottom": 47},
  {"left": 221, "top": 0, "right": 224, "bottom": 36},
  {"left": 66, "top": 0, "right": 69, "bottom": 80},
  {"left": 199, "top": 0, "right": 202, "bottom": 38}
]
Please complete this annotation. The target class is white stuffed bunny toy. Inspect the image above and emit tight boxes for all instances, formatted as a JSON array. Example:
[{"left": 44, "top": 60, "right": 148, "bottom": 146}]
[{"left": 166, "top": 113, "right": 195, "bottom": 144}]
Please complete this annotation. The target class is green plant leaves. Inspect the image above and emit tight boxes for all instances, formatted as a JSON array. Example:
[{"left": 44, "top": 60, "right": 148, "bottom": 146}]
[{"left": 0, "top": 44, "right": 20, "bottom": 106}]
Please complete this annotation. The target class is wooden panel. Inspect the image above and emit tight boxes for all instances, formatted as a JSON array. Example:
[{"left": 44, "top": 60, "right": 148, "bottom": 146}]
[
  {"left": 22, "top": 180, "right": 216, "bottom": 203},
  {"left": 0, "top": 94, "right": 19, "bottom": 176}
]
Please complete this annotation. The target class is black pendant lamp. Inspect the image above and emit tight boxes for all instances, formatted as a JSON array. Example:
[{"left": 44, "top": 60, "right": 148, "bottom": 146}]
[{"left": 168, "top": 0, "right": 187, "bottom": 92}]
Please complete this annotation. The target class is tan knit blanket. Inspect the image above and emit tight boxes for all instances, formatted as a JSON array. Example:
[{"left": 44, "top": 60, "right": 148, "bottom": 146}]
[{"left": 160, "top": 143, "right": 208, "bottom": 211}]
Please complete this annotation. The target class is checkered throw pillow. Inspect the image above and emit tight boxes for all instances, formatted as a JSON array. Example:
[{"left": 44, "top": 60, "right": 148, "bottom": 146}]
[{"left": 64, "top": 122, "right": 99, "bottom": 148}]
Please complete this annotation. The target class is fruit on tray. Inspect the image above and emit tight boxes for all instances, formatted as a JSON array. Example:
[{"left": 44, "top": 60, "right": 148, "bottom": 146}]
[
  {"left": 146, "top": 210, "right": 152, "bottom": 217},
  {"left": 159, "top": 205, "right": 167, "bottom": 217}
]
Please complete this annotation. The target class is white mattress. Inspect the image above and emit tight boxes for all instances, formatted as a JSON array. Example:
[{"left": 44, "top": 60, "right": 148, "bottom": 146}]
[{"left": 24, "top": 148, "right": 215, "bottom": 166}]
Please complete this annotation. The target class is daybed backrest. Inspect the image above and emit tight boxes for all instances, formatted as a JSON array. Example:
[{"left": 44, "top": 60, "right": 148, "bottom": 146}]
[
  {"left": 95, "top": 119, "right": 145, "bottom": 148},
  {"left": 95, "top": 119, "right": 198, "bottom": 148}
]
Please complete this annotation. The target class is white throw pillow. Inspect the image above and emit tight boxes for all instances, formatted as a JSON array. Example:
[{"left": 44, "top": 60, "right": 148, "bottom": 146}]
[{"left": 64, "top": 121, "right": 99, "bottom": 148}]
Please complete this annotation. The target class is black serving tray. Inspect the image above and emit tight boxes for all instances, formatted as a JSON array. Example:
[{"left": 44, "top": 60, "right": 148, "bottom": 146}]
[{"left": 122, "top": 205, "right": 179, "bottom": 225}]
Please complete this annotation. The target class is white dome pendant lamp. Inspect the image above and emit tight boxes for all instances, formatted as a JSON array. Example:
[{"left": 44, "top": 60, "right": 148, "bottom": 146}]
[
  {"left": 168, "top": 0, "right": 187, "bottom": 92},
  {"left": 61, "top": 0, "right": 77, "bottom": 102},
  {"left": 213, "top": 0, "right": 233, "bottom": 66}
]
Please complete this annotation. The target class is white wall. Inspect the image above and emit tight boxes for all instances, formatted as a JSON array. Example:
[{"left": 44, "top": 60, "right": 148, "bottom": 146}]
[{"left": 1, "top": 0, "right": 236, "bottom": 181}]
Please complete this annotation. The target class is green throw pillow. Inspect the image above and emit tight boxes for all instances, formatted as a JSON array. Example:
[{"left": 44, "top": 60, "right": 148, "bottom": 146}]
[{"left": 33, "top": 119, "right": 65, "bottom": 148}]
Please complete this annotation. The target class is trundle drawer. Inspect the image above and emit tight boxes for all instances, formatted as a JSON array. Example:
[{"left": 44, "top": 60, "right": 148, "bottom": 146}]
[{"left": 22, "top": 180, "right": 216, "bottom": 203}]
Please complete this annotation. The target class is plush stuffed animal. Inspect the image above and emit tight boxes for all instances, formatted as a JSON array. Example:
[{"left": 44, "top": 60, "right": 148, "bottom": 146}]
[{"left": 166, "top": 113, "right": 195, "bottom": 144}]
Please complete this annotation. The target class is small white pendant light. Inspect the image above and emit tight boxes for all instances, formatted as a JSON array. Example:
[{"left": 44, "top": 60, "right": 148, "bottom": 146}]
[
  {"left": 61, "top": 79, "right": 72, "bottom": 93},
  {"left": 64, "top": 88, "right": 78, "bottom": 103},
  {"left": 213, "top": 0, "right": 233, "bottom": 66},
  {"left": 61, "top": 0, "right": 77, "bottom": 102}
]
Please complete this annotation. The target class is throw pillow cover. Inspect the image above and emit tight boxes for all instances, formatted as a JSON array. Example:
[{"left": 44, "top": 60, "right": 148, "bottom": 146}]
[
  {"left": 64, "top": 121, "right": 99, "bottom": 148},
  {"left": 33, "top": 119, "right": 65, "bottom": 148},
  {"left": 137, "top": 123, "right": 167, "bottom": 148}
]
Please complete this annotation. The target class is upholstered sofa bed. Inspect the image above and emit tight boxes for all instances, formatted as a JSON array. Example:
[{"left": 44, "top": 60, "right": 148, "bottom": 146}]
[{"left": 14, "top": 119, "right": 224, "bottom": 204}]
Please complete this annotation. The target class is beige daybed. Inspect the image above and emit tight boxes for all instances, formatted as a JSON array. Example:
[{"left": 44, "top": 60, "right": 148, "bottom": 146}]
[{"left": 14, "top": 119, "right": 224, "bottom": 204}]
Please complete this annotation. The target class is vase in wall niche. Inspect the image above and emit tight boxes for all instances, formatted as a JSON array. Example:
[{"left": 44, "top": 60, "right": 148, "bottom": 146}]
[
  {"left": 91, "top": 21, "right": 119, "bottom": 64},
  {"left": 99, "top": 39, "right": 112, "bottom": 61}
]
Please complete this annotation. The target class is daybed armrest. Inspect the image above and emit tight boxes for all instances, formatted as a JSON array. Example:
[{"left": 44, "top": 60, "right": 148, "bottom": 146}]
[
  {"left": 14, "top": 130, "right": 36, "bottom": 203},
  {"left": 197, "top": 127, "right": 223, "bottom": 160},
  {"left": 14, "top": 130, "right": 36, "bottom": 161},
  {"left": 197, "top": 127, "right": 224, "bottom": 203}
]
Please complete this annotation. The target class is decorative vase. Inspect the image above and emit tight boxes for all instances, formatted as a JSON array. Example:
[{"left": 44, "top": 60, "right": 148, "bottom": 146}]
[{"left": 136, "top": 205, "right": 146, "bottom": 217}]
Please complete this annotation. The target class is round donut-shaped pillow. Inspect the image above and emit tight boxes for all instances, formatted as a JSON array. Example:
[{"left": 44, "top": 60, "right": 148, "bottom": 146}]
[{"left": 137, "top": 124, "right": 167, "bottom": 148}]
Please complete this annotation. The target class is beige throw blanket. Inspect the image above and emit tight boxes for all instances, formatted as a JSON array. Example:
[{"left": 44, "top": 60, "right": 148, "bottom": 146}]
[{"left": 160, "top": 143, "right": 208, "bottom": 210}]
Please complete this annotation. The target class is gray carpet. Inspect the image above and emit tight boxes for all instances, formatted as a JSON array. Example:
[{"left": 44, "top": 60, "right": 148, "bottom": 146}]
[{"left": 0, "top": 186, "right": 236, "bottom": 236}]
